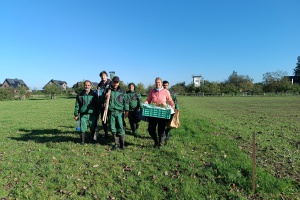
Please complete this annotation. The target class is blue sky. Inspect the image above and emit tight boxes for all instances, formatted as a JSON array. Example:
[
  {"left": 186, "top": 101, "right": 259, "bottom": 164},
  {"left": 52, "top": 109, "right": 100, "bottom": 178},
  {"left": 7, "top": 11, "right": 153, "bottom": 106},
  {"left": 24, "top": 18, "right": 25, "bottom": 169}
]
[{"left": 1, "top": 0, "right": 299, "bottom": 90}]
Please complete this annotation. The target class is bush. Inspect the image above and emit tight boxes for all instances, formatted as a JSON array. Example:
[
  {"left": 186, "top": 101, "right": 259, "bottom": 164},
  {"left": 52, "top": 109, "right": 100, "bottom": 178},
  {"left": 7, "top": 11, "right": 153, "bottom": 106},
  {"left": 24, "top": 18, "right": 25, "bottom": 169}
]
[{"left": 0, "top": 88, "right": 14, "bottom": 100}]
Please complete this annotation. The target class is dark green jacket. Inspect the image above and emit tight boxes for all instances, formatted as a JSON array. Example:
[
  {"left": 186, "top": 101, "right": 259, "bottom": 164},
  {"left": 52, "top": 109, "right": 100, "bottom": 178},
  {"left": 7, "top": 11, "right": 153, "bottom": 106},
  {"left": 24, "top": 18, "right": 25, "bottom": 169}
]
[
  {"left": 97, "top": 79, "right": 111, "bottom": 104},
  {"left": 74, "top": 90, "right": 99, "bottom": 116},
  {"left": 125, "top": 90, "right": 142, "bottom": 111},
  {"left": 104, "top": 86, "right": 129, "bottom": 113},
  {"left": 169, "top": 90, "right": 179, "bottom": 109}
]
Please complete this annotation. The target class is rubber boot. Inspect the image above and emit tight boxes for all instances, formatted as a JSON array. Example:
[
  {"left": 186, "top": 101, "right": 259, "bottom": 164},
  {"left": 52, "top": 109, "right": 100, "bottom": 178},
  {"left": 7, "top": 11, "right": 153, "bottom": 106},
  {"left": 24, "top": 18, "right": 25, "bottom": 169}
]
[
  {"left": 81, "top": 132, "right": 86, "bottom": 145},
  {"left": 134, "top": 123, "right": 139, "bottom": 137},
  {"left": 165, "top": 129, "right": 170, "bottom": 141},
  {"left": 103, "top": 124, "right": 109, "bottom": 138},
  {"left": 159, "top": 135, "right": 166, "bottom": 148},
  {"left": 150, "top": 133, "right": 159, "bottom": 147},
  {"left": 111, "top": 134, "right": 119, "bottom": 150},
  {"left": 120, "top": 135, "right": 125, "bottom": 150},
  {"left": 131, "top": 123, "right": 137, "bottom": 137},
  {"left": 93, "top": 132, "right": 97, "bottom": 141}
]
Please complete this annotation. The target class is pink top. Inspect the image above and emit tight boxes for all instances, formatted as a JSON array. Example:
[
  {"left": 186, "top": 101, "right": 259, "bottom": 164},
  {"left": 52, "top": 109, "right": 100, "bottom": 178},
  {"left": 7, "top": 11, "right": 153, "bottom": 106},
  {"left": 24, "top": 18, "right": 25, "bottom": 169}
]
[{"left": 146, "top": 88, "right": 174, "bottom": 107}]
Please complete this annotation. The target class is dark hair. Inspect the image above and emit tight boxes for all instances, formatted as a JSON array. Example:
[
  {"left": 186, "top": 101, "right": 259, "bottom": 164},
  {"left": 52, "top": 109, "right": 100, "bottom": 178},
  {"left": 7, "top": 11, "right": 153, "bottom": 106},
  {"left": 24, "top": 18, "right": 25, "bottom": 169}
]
[
  {"left": 99, "top": 71, "right": 108, "bottom": 77},
  {"left": 163, "top": 80, "right": 169, "bottom": 85},
  {"left": 84, "top": 80, "right": 91, "bottom": 85}
]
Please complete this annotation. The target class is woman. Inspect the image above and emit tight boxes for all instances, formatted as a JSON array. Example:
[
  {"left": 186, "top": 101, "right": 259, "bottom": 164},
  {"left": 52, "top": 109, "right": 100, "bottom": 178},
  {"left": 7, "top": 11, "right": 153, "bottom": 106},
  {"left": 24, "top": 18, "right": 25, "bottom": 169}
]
[{"left": 144, "top": 77, "right": 174, "bottom": 147}]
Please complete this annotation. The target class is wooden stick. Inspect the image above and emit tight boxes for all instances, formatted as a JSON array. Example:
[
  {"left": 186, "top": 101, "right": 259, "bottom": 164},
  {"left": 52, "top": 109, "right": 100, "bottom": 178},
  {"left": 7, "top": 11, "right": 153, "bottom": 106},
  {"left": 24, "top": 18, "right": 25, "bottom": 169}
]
[
  {"left": 102, "top": 90, "right": 111, "bottom": 124},
  {"left": 252, "top": 132, "right": 256, "bottom": 194}
]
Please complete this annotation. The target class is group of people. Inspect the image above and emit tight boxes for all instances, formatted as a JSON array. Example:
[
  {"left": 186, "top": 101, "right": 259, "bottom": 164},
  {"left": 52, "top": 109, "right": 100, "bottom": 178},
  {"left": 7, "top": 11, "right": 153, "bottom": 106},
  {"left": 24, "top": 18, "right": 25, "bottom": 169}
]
[{"left": 74, "top": 71, "right": 179, "bottom": 150}]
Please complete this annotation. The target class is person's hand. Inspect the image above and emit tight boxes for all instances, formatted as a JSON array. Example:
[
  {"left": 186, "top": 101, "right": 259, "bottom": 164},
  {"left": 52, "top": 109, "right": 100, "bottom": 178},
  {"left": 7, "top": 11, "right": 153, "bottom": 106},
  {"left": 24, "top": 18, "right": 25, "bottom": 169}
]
[
  {"left": 125, "top": 111, "right": 129, "bottom": 118},
  {"left": 74, "top": 116, "right": 79, "bottom": 121}
]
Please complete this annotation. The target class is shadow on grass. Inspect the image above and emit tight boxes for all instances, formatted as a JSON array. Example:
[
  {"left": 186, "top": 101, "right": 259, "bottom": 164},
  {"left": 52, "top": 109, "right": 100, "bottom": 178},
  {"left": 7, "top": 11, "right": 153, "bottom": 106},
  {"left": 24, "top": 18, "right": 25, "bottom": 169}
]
[
  {"left": 125, "top": 131, "right": 152, "bottom": 140},
  {"left": 96, "top": 132, "right": 136, "bottom": 148},
  {"left": 9, "top": 128, "right": 147, "bottom": 148},
  {"left": 10, "top": 128, "right": 131, "bottom": 147},
  {"left": 8, "top": 128, "right": 80, "bottom": 143},
  {"left": 7, "top": 128, "right": 98, "bottom": 144},
  {"left": 28, "top": 98, "right": 49, "bottom": 101}
]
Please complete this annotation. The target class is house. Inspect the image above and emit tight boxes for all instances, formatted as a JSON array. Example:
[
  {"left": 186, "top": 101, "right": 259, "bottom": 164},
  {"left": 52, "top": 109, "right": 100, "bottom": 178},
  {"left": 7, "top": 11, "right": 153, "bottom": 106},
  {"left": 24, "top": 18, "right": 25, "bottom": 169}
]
[
  {"left": 285, "top": 76, "right": 300, "bottom": 84},
  {"left": 44, "top": 79, "right": 68, "bottom": 90},
  {"left": 74, "top": 81, "right": 98, "bottom": 89},
  {"left": 2, "top": 78, "right": 28, "bottom": 89}
]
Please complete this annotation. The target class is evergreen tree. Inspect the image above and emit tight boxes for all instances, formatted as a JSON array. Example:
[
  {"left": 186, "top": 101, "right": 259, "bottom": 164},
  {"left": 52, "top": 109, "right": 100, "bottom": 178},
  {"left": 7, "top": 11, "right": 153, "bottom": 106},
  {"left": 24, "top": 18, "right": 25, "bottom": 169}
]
[{"left": 294, "top": 56, "right": 300, "bottom": 76}]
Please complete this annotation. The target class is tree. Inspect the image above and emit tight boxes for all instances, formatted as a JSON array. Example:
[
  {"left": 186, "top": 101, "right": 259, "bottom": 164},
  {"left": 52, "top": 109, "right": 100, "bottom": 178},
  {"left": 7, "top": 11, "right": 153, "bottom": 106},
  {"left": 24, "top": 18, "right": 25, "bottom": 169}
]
[
  {"left": 170, "top": 82, "right": 186, "bottom": 95},
  {"left": 225, "top": 71, "right": 254, "bottom": 92},
  {"left": 185, "top": 83, "right": 196, "bottom": 94},
  {"left": 0, "top": 88, "right": 14, "bottom": 100},
  {"left": 16, "top": 85, "right": 31, "bottom": 100},
  {"left": 291, "top": 83, "right": 300, "bottom": 94},
  {"left": 146, "top": 84, "right": 155, "bottom": 94},
  {"left": 44, "top": 83, "right": 61, "bottom": 99},
  {"left": 262, "top": 70, "right": 288, "bottom": 92},
  {"left": 135, "top": 83, "right": 146, "bottom": 95},
  {"left": 72, "top": 82, "right": 84, "bottom": 94},
  {"left": 206, "top": 81, "right": 221, "bottom": 95},
  {"left": 221, "top": 83, "right": 238, "bottom": 94},
  {"left": 118, "top": 81, "right": 127, "bottom": 92},
  {"left": 294, "top": 56, "right": 300, "bottom": 76},
  {"left": 253, "top": 83, "right": 264, "bottom": 94}
]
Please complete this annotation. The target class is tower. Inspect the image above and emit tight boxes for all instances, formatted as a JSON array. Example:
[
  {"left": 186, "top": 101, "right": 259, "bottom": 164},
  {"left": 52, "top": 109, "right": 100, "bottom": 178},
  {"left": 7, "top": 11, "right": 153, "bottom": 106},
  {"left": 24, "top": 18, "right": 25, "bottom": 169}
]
[
  {"left": 109, "top": 71, "right": 115, "bottom": 80},
  {"left": 192, "top": 75, "right": 202, "bottom": 87}
]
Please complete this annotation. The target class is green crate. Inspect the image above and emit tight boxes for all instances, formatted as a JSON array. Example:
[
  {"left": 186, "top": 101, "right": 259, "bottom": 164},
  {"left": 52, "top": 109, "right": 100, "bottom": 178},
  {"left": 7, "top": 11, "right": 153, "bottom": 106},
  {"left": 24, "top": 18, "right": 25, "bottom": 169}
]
[{"left": 142, "top": 105, "right": 171, "bottom": 119}]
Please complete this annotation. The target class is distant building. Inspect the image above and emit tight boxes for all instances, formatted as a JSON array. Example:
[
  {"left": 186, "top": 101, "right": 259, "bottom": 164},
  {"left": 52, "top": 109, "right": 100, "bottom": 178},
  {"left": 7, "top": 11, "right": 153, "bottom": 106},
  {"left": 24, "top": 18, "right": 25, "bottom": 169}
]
[
  {"left": 192, "top": 75, "right": 202, "bottom": 87},
  {"left": 2, "top": 78, "right": 28, "bottom": 89},
  {"left": 74, "top": 81, "right": 98, "bottom": 89},
  {"left": 44, "top": 79, "right": 67, "bottom": 90},
  {"left": 285, "top": 76, "right": 300, "bottom": 84}
]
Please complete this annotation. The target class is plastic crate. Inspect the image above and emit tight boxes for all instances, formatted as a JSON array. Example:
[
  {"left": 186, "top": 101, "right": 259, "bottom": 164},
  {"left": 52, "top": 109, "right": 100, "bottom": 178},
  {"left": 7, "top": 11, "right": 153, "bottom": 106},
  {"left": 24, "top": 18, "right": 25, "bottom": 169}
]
[
  {"left": 138, "top": 110, "right": 149, "bottom": 122},
  {"left": 142, "top": 104, "right": 171, "bottom": 119}
]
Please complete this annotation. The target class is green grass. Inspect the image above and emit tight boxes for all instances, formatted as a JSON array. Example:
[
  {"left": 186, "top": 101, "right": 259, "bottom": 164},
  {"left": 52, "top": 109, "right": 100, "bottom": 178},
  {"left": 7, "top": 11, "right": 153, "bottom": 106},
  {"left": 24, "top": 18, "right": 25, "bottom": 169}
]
[{"left": 0, "top": 96, "right": 299, "bottom": 199}]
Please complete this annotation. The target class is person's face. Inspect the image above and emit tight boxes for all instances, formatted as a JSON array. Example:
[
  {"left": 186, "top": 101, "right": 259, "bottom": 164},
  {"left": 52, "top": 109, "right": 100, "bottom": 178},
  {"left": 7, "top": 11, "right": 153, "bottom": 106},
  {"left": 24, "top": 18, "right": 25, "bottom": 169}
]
[
  {"left": 113, "top": 81, "right": 119, "bottom": 89},
  {"left": 84, "top": 82, "right": 91, "bottom": 91},
  {"left": 100, "top": 74, "right": 108, "bottom": 81},
  {"left": 155, "top": 79, "right": 162, "bottom": 88},
  {"left": 128, "top": 84, "right": 134, "bottom": 91},
  {"left": 163, "top": 83, "right": 169, "bottom": 89}
]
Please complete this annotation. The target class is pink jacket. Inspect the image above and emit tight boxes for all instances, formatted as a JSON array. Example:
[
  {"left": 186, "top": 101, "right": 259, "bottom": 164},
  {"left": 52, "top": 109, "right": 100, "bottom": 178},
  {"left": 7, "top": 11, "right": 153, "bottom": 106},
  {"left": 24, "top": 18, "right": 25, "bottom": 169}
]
[{"left": 146, "top": 88, "right": 174, "bottom": 107}]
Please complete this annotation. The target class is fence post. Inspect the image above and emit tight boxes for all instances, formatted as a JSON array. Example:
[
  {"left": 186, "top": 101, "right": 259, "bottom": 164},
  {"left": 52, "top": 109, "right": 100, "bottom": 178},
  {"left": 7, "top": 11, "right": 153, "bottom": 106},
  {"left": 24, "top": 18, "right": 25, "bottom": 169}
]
[{"left": 252, "top": 132, "right": 256, "bottom": 194}]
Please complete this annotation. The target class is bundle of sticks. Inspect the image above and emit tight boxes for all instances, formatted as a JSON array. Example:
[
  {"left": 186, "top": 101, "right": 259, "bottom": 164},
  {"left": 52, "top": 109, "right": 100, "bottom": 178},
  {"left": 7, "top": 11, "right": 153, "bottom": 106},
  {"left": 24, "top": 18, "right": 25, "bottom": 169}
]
[{"left": 102, "top": 89, "right": 111, "bottom": 124}]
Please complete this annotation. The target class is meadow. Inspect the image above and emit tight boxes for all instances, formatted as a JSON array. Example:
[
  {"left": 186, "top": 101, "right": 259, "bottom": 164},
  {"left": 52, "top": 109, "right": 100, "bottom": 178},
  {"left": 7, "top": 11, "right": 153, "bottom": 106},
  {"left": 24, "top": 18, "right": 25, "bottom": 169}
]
[{"left": 0, "top": 96, "right": 299, "bottom": 199}]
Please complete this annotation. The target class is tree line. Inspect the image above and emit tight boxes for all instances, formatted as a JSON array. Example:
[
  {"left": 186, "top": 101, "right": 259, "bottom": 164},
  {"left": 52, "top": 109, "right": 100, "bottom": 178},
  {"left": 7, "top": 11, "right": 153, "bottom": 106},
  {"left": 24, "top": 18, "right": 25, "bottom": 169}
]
[
  {"left": 72, "top": 56, "right": 300, "bottom": 96},
  {"left": 1, "top": 57, "right": 300, "bottom": 100}
]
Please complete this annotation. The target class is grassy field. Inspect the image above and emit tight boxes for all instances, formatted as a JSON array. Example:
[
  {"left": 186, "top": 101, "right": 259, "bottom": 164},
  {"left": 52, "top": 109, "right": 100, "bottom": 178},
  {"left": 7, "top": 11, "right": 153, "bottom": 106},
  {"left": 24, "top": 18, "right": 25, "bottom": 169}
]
[{"left": 0, "top": 96, "right": 299, "bottom": 199}]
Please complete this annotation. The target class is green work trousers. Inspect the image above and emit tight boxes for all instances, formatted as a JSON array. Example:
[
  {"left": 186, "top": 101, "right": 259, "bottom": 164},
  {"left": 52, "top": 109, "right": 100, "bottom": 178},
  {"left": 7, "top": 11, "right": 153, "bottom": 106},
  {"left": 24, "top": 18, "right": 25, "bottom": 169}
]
[
  {"left": 80, "top": 113, "right": 97, "bottom": 133},
  {"left": 109, "top": 112, "right": 125, "bottom": 136}
]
